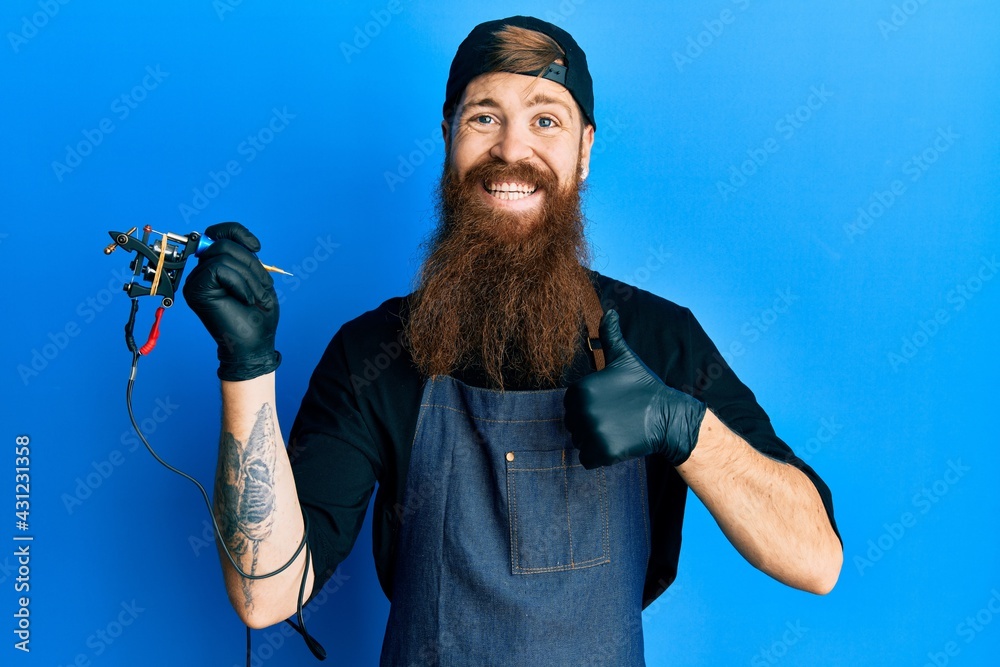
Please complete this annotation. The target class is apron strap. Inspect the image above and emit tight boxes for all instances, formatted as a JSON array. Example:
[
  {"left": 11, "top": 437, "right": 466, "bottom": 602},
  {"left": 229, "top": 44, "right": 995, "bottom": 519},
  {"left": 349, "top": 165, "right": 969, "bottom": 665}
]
[{"left": 583, "top": 276, "right": 606, "bottom": 371}]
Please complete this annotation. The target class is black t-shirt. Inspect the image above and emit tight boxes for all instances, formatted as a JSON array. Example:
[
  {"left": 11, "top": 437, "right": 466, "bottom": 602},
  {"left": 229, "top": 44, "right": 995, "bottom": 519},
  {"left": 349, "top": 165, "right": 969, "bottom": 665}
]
[{"left": 288, "top": 271, "right": 839, "bottom": 606}]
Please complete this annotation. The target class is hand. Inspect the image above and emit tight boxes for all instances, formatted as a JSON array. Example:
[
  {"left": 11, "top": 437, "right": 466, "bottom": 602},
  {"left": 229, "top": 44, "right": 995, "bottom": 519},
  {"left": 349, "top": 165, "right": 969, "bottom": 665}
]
[
  {"left": 182, "top": 222, "right": 281, "bottom": 381},
  {"left": 563, "top": 310, "right": 706, "bottom": 469}
]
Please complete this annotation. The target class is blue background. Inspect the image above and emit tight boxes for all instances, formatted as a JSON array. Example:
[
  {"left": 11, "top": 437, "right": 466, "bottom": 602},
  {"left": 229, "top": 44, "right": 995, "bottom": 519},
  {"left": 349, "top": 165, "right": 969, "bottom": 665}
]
[{"left": 3, "top": 1, "right": 998, "bottom": 665}]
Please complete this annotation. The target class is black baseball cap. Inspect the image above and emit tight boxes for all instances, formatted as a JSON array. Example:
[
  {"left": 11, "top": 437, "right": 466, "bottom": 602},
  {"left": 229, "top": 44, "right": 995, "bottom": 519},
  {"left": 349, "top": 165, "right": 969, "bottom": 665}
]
[{"left": 443, "top": 16, "right": 596, "bottom": 130}]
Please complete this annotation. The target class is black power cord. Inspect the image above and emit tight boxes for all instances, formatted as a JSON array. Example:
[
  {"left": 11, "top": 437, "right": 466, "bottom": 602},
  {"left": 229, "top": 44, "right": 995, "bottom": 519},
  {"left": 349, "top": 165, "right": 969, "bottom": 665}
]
[{"left": 123, "top": 298, "right": 327, "bottom": 664}]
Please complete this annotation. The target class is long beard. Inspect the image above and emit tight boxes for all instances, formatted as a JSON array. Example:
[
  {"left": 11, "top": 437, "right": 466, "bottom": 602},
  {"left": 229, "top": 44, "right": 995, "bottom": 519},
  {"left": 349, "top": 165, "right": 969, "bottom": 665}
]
[{"left": 405, "top": 157, "right": 593, "bottom": 389}]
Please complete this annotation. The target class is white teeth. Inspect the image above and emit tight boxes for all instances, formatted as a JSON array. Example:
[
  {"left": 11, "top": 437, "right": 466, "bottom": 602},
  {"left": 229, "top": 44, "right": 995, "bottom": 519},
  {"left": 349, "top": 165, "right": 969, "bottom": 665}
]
[{"left": 485, "top": 181, "right": 537, "bottom": 200}]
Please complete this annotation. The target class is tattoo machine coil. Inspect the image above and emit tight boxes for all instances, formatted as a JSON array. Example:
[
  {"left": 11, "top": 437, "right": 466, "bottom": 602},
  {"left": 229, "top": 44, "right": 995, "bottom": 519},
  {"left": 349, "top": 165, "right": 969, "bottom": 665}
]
[{"left": 104, "top": 225, "right": 207, "bottom": 355}]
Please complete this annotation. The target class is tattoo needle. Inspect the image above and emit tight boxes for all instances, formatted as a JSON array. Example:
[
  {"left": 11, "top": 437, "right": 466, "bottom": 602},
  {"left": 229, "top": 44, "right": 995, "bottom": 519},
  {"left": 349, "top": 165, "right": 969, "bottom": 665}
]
[{"left": 194, "top": 234, "right": 294, "bottom": 276}]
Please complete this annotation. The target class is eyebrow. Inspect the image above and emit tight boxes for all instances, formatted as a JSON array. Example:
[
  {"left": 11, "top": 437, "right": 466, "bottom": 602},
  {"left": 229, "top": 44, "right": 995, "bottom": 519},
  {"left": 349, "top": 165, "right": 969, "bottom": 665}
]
[
  {"left": 463, "top": 97, "right": 501, "bottom": 111},
  {"left": 525, "top": 92, "right": 576, "bottom": 119},
  {"left": 463, "top": 92, "right": 576, "bottom": 120}
]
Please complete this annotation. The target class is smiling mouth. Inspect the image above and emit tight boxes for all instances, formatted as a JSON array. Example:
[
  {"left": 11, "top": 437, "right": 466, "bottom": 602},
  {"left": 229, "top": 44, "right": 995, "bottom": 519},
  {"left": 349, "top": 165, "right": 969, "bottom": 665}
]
[{"left": 484, "top": 180, "right": 538, "bottom": 201}]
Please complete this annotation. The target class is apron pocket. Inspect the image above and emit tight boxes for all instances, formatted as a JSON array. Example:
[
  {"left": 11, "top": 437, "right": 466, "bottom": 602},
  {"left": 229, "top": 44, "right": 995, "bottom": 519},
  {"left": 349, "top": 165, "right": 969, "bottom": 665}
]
[{"left": 505, "top": 447, "right": 610, "bottom": 574}]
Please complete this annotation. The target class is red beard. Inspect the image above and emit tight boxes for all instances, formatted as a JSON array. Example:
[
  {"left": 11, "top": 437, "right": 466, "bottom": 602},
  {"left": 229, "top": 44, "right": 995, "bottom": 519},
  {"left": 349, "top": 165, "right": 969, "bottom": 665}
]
[{"left": 405, "top": 157, "right": 594, "bottom": 389}]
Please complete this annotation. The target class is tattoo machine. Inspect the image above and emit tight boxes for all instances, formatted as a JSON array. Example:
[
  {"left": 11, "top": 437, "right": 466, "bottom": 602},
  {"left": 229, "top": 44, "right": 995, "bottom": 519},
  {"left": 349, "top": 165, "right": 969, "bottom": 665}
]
[{"left": 104, "top": 225, "right": 290, "bottom": 356}]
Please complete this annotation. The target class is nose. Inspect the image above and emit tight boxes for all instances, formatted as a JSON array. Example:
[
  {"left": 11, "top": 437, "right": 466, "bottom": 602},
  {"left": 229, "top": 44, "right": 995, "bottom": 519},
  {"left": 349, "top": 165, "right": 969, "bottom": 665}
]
[{"left": 489, "top": 123, "right": 534, "bottom": 164}]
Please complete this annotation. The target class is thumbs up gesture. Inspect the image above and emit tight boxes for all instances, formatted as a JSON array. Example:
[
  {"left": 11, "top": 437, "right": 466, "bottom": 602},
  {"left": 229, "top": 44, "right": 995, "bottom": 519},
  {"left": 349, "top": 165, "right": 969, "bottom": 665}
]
[{"left": 564, "top": 310, "right": 707, "bottom": 469}]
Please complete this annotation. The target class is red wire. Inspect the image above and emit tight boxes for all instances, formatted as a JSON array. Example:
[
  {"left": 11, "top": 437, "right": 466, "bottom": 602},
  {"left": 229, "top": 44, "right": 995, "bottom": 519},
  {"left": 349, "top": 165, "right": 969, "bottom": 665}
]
[{"left": 139, "top": 307, "right": 165, "bottom": 355}]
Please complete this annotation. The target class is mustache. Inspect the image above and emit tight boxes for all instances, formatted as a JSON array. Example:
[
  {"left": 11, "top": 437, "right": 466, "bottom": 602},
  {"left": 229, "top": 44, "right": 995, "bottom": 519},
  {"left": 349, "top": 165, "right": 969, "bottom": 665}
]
[{"left": 453, "top": 158, "right": 558, "bottom": 193}]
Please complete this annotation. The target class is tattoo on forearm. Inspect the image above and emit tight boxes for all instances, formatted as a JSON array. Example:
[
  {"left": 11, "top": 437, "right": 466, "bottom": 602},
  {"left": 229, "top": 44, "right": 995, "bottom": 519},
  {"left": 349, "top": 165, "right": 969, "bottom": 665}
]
[{"left": 215, "top": 403, "right": 277, "bottom": 609}]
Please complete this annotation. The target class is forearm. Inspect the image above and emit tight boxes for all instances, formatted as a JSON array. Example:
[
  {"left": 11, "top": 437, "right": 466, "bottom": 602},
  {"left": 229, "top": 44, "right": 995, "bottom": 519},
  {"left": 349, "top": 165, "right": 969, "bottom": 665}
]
[
  {"left": 676, "top": 409, "right": 842, "bottom": 594},
  {"left": 214, "top": 372, "right": 315, "bottom": 628}
]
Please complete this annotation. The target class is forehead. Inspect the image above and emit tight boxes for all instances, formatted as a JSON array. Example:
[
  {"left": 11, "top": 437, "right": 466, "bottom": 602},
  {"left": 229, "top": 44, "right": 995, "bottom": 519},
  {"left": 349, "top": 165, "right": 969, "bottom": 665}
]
[{"left": 456, "top": 72, "right": 581, "bottom": 122}]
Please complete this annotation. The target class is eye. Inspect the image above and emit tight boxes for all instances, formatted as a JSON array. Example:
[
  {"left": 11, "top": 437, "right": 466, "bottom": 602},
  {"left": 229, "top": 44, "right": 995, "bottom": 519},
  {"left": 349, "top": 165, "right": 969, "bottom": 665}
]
[
  {"left": 474, "top": 115, "right": 494, "bottom": 125},
  {"left": 537, "top": 117, "right": 555, "bottom": 128}
]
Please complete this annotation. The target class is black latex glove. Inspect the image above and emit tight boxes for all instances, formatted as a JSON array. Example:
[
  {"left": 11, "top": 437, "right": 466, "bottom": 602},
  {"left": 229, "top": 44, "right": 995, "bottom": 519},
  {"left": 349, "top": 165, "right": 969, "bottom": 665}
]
[
  {"left": 182, "top": 222, "right": 281, "bottom": 381},
  {"left": 564, "top": 309, "right": 706, "bottom": 469}
]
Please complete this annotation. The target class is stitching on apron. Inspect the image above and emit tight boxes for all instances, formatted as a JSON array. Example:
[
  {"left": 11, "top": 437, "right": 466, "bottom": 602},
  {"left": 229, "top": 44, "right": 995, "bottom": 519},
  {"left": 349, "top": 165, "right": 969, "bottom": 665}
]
[
  {"left": 562, "top": 449, "right": 575, "bottom": 567},
  {"left": 513, "top": 554, "right": 611, "bottom": 574},
  {"left": 507, "top": 457, "right": 519, "bottom": 575},
  {"left": 507, "top": 449, "right": 611, "bottom": 575},
  {"left": 601, "top": 467, "right": 611, "bottom": 563}
]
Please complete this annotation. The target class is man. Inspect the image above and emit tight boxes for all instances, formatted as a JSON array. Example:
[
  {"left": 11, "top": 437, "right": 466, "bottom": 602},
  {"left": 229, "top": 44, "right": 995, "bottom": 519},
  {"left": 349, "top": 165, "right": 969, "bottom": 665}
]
[{"left": 184, "top": 15, "right": 842, "bottom": 666}]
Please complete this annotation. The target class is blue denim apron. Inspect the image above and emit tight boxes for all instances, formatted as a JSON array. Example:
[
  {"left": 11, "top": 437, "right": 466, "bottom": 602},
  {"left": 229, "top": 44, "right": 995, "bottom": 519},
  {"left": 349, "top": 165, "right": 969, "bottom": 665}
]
[{"left": 380, "top": 374, "right": 650, "bottom": 666}]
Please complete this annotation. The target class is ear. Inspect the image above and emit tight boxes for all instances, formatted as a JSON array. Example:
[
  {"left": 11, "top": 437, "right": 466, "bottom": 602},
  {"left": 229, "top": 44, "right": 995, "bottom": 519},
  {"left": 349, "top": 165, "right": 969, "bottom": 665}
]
[
  {"left": 578, "top": 124, "right": 595, "bottom": 181},
  {"left": 441, "top": 119, "right": 451, "bottom": 157}
]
